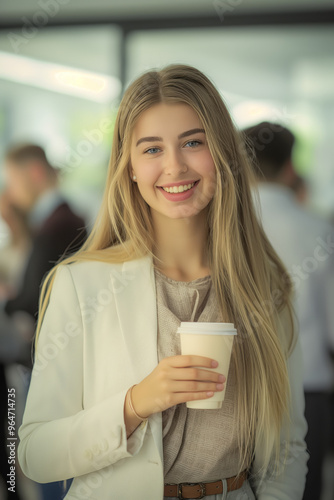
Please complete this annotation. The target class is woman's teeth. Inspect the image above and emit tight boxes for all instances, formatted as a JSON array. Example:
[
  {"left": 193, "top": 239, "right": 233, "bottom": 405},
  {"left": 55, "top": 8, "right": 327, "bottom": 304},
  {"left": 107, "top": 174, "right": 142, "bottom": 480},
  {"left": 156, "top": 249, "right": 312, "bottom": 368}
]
[{"left": 162, "top": 182, "right": 195, "bottom": 193}]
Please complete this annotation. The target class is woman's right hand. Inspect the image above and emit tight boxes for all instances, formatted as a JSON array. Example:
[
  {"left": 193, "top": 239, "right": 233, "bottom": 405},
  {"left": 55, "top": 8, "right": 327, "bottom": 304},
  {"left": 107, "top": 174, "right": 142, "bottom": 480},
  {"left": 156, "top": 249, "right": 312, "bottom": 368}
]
[{"left": 131, "top": 355, "right": 226, "bottom": 417}]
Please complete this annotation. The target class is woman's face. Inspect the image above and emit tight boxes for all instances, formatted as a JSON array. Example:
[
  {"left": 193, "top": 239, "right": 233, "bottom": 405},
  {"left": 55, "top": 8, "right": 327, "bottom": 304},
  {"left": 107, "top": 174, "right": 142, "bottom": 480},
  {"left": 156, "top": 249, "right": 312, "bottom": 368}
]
[{"left": 130, "top": 102, "right": 216, "bottom": 221}]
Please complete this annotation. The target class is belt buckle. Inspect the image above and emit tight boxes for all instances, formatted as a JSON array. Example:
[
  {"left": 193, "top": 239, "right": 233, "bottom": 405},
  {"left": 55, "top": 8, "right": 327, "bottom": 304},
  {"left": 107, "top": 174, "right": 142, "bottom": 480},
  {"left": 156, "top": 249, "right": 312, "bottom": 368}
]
[{"left": 178, "top": 482, "right": 206, "bottom": 499}]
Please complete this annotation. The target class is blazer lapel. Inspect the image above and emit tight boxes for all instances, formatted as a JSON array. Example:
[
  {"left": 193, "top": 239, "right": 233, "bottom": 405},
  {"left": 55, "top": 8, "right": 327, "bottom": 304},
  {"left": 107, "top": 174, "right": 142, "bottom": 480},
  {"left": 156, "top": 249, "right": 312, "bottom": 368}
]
[{"left": 110, "top": 254, "right": 163, "bottom": 459}]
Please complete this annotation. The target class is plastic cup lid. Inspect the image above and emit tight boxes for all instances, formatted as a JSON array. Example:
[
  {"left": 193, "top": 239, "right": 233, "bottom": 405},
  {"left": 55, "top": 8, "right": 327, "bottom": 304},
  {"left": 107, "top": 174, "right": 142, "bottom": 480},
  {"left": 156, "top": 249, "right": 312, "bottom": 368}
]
[{"left": 177, "top": 322, "right": 237, "bottom": 335}]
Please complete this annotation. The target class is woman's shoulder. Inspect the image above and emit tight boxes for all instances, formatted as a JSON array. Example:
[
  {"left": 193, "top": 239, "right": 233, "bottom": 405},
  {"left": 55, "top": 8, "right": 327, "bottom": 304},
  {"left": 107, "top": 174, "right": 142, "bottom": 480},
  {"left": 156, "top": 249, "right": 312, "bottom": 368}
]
[{"left": 54, "top": 251, "right": 152, "bottom": 292}]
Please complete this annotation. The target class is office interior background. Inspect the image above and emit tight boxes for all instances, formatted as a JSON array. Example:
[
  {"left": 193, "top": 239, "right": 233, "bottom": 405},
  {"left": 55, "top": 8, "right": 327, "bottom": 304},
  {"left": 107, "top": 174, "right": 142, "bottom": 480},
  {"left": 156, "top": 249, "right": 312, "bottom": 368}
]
[{"left": 0, "top": 0, "right": 333, "bottom": 238}]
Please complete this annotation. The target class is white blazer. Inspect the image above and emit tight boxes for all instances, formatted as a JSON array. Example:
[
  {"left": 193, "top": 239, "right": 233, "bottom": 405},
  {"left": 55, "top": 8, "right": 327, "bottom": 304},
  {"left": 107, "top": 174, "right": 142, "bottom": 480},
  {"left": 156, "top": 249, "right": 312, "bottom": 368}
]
[{"left": 18, "top": 255, "right": 308, "bottom": 500}]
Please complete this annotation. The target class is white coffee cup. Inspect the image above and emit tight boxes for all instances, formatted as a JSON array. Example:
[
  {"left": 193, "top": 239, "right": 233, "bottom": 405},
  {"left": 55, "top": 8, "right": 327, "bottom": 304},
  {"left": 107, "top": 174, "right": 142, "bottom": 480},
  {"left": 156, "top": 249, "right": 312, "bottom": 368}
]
[{"left": 178, "top": 322, "right": 236, "bottom": 409}]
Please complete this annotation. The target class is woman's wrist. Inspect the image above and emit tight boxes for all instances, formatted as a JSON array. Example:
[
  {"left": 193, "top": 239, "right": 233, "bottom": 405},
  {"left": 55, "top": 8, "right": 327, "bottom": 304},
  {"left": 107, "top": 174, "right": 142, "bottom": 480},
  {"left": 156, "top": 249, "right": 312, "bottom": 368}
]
[
  {"left": 128, "top": 384, "right": 148, "bottom": 421},
  {"left": 124, "top": 384, "right": 150, "bottom": 439},
  {"left": 124, "top": 388, "right": 143, "bottom": 438},
  {"left": 131, "top": 383, "right": 151, "bottom": 419}
]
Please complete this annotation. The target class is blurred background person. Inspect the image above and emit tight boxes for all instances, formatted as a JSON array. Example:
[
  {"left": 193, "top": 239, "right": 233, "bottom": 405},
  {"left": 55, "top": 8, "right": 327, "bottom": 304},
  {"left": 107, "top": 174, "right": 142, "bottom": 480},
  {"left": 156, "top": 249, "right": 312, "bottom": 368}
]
[
  {"left": 243, "top": 122, "right": 334, "bottom": 500},
  {"left": 290, "top": 174, "right": 309, "bottom": 207},
  {"left": 0, "top": 191, "right": 32, "bottom": 500},
  {"left": 3, "top": 143, "right": 87, "bottom": 320},
  {"left": 0, "top": 191, "right": 30, "bottom": 301},
  {"left": 0, "top": 143, "right": 87, "bottom": 500},
  {"left": 0, "top": 187, "right": 33, "bottom": 370}
]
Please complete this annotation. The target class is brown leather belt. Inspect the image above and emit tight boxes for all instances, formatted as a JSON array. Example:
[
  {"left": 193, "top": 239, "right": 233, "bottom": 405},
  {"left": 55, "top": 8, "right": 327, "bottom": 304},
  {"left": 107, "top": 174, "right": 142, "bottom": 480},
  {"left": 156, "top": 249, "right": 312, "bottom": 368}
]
[{"left": 164, "top": 470, "right": 248, "bottom": 499}]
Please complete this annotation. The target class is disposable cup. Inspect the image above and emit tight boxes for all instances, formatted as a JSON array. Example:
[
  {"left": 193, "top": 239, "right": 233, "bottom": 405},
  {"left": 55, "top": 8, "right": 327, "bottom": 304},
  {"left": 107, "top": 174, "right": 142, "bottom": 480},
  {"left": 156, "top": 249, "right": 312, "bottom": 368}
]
[{"left": 178, "top": 322, "right": 236, "bottom": 409}]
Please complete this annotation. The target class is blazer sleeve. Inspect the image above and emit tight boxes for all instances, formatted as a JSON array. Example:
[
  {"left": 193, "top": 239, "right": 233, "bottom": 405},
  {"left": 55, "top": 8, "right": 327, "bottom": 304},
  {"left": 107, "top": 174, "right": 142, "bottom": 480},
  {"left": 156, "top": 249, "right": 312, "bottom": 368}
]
[
  {"left": 18, "top": 265, "right": 149, "bottom": 483},
  {"left": 250, "top": 332, "right": 309, "bottom": 499}
]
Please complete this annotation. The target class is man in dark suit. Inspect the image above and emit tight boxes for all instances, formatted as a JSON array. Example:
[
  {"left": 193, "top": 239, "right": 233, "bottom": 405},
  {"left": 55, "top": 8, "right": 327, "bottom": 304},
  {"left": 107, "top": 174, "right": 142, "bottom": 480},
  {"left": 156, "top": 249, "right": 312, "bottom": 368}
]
[
  {"left": 3, "top": 143, "right": 87, "bottom": 320},
  {"left": 0, "top": 143, "right": 87, "bottom": 500}
]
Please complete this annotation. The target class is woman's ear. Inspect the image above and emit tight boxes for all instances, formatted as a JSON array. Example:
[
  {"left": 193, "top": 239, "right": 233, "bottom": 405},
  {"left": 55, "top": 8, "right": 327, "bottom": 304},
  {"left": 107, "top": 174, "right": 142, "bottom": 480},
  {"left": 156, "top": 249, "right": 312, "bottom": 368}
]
[
  {"left": 130, "top": 167, "right": 137, "bottom": 181},
  {"left": 128, "top": 160, "right": 136, "bottom": 182}
]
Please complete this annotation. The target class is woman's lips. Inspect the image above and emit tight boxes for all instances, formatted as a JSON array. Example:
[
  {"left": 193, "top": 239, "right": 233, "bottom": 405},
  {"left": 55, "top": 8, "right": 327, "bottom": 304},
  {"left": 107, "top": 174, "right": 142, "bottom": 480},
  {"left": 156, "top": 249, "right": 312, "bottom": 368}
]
[{"left": 157, "top": 180, "right": 200, "bottom": 202}]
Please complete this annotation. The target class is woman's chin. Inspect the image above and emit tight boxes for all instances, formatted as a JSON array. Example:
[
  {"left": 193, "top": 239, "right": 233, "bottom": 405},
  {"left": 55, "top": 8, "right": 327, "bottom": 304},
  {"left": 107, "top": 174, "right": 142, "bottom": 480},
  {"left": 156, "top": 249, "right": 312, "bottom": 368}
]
[{"left": 151, "top": 205, "right": 207, "bottom": 222}]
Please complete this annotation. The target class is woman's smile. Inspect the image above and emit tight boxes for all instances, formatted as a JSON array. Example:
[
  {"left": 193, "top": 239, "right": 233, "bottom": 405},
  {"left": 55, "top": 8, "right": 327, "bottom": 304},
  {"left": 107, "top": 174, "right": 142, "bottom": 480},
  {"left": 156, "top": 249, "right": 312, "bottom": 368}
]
[{"left": 157, "top": 180, "right": 200, "bottom": 201}]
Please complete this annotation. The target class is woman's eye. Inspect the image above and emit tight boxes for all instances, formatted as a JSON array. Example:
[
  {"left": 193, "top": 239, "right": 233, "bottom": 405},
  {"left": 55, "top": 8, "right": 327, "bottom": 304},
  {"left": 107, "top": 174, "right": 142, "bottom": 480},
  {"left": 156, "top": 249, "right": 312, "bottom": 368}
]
[
  {"left": 184, "top": 140, "right": 201, "bottom": 148},
  {"left": 144, "top": 147, "right": 160, "bottom": 154}
]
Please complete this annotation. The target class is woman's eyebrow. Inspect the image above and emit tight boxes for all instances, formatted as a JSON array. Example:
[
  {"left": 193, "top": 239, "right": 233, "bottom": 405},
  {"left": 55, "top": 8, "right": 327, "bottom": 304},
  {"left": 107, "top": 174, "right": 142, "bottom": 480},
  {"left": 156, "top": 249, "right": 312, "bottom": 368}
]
[
  {"left": 135, "top": 128, "right": 205, "bottom": 147},
  {"left": 136, "top": 135, "right": 162, "bottom": 147},
  {"left": 178, "top": 128, "right": 205, "bottom": 139}
]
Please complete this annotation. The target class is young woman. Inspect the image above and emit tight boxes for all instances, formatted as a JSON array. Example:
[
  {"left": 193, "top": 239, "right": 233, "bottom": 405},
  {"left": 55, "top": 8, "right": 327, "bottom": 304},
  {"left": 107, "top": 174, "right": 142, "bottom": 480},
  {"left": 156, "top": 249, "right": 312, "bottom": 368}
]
[{"left": 18, "top": 64, "right": 308, "bottom": 499}]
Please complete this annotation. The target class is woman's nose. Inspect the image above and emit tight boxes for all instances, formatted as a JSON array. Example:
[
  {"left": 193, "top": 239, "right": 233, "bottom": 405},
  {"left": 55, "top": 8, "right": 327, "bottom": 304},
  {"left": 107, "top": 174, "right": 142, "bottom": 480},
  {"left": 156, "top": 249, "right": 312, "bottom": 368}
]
[{"left": 162, "top": 149, "right": 188, "bottom": 176}]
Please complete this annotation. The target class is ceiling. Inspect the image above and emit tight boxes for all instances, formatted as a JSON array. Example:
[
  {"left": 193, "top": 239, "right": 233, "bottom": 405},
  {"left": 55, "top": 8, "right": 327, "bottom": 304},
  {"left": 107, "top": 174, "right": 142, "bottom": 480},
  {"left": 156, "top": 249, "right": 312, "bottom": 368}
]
[
  {"left": 1, "top": 0, "right": 334, "bottom": 20},
  {"left": 0, "top": 0, "right": 333, "bottom": 91}
]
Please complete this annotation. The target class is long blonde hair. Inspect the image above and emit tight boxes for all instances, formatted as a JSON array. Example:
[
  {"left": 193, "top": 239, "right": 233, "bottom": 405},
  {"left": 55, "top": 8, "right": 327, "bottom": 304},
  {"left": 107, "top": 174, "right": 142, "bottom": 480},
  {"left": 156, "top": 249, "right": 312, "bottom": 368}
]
[{"left": 36, "top": 64, "right": 296, "bottom": 479}]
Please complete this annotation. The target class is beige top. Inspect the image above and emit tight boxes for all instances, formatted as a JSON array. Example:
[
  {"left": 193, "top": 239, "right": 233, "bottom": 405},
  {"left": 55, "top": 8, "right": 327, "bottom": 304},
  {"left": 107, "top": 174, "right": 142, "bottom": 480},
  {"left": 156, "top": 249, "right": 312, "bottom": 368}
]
[{"left": 154, "top": 268, "right": 248, "bottom": 483}]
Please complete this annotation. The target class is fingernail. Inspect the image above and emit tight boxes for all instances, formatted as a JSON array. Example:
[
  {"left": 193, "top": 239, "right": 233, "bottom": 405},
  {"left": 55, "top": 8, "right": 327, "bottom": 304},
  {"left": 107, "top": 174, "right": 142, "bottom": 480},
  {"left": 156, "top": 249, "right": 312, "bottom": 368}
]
[
  {"left": 218, "top": 374, "right": 225, "bottom": 382},
  {"left": 211, "top": 360, "right": 218, "bottom": 368},
  {"left": 216, "top": 383, "right": 224, "bottom": 391}
]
